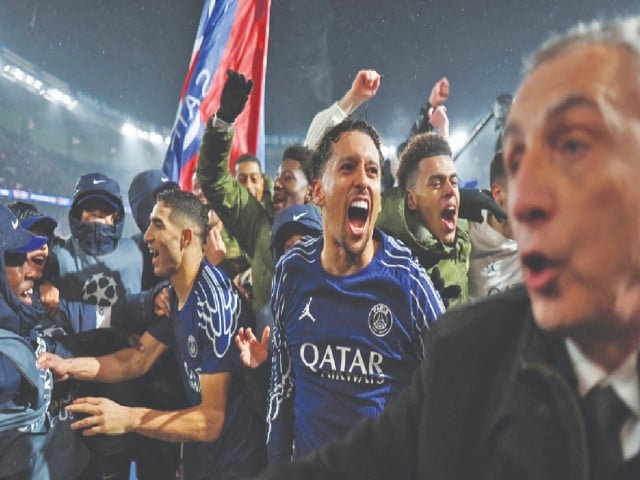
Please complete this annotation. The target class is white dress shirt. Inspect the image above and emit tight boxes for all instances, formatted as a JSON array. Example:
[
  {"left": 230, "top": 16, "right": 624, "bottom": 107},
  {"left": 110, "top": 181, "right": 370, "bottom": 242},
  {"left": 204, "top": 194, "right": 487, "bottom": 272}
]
[{"left": 566, "top": 338, "right": 640, "bottom": 459}]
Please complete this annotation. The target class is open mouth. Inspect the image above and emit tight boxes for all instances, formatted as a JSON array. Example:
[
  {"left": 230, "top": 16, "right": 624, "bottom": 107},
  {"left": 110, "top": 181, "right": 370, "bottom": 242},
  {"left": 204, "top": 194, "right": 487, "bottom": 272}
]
[
  {"left": 441, "top": 205, "right": 457, "bottom": 232},
  {"left": 149, "top": 247, "right": 160, "bottom": 266},
  {"left": 348, "top": 199, "right": 369, "bottom": 235},
  {"left": 272, "top": 192, "right": 286, "bottom": 211},
  {"left": 19, "top": 287, "right": 33, "bottom": 305},
  {"left": 522, "top": 253, "right": 548, "bottom": 272},
  {"left": 521, "top": 253, "right": 558, "bottom": 293}
]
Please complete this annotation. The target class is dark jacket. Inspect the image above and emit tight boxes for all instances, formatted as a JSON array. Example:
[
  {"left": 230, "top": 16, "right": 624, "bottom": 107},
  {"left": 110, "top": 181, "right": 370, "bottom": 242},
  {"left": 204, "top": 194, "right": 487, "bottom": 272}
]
[{"left": 255, "top": 286, "right": 640, "bottom": 479}]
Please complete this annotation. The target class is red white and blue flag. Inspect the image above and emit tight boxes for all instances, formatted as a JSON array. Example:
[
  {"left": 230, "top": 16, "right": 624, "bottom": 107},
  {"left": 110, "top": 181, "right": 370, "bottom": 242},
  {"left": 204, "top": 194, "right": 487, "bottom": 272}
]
[{"left": 163, "top": 0, "right": 271, "bottom": 191}]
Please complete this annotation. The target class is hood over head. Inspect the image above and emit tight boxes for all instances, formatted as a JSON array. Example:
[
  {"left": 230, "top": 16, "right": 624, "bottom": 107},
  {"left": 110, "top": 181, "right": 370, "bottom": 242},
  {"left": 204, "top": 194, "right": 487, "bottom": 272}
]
[{"left": 128, "top": 169, "right": 179, "bottom": 233}]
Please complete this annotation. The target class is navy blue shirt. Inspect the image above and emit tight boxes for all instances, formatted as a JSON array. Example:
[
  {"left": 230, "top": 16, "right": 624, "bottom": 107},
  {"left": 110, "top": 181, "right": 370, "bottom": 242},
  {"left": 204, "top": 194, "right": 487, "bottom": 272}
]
[
  {"left": 267, "top": 229, "right": 445, "bottom": 464},
  {"left": 148, "top": 261, "right": 265, "bottom": 479}
]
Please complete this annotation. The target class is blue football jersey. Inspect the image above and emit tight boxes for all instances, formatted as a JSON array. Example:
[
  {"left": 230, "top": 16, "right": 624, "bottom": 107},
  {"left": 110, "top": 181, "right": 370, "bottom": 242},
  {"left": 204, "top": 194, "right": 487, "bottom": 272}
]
[
  {"left": 149, "top": 261, "right": 265, "bottom": 479},
  {"left": 267, "top": 229, "right": 444, "bottom": 463}
]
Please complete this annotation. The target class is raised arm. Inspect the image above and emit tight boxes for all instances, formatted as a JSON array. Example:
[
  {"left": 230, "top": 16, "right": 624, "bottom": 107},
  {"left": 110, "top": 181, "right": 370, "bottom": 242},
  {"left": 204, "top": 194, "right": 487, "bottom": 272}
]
[
  {"left": 402, "top": 76, "right": 451, "bottom": 150},
  {"left": 196, "top": 70, "right": 270, "bottom": 257},
  {"left": 305, "top": 69, "right": 381, "bottom": 149}
]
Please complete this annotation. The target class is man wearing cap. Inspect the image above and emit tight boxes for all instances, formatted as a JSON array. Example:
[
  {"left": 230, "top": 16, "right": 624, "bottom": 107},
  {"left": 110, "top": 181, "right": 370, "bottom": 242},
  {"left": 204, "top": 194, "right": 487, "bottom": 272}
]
[
  {"left": 8, "top": 200, "right": 157, "bottom": 479},
  {"left": 45, "top": 172, "right": 144, "bottom": 480},
  {"left": 0, "top": 203, "right": 54, "bottom": 479}
]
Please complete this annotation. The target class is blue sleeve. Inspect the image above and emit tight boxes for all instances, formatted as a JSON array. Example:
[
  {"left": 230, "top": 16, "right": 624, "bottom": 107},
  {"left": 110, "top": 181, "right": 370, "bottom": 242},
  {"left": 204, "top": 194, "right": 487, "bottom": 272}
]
[
  {"left": 147, "top": 316, "right": 173, "bottom": 347},
  {"left": 111, "top": 281, "right": 170, "bottom": 334},
  {"left": 266, "top": 259, "right": 295, "bottom": 464},
  {"left": 410, "top": 260, "right": 446, "bottom": 359},
  {"left": 196, "top": 266, "right": 242, "bottom": 375}
]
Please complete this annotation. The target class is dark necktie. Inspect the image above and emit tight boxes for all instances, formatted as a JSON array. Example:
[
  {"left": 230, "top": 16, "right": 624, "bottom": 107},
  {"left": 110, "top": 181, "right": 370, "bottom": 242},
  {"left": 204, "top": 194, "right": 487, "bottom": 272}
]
[{"left": 582, "top": 385, "right": 630, "bottom": 479}]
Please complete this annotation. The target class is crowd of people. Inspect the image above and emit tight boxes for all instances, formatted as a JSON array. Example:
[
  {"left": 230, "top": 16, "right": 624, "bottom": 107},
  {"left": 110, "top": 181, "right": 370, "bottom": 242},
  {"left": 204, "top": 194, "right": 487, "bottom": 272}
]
[
  {"left": 2, "top": 14, "right": 640, "bottom": 480},
  {"left": 0, "top": 126, "right": 76, "bottom": 196}
]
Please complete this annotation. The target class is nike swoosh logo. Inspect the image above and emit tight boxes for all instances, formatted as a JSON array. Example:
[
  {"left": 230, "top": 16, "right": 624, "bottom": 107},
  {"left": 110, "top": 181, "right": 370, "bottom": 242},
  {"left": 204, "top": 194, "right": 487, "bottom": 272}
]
[
  {"left": 92, "top": 179, "right": 106, "bottom": 185},
  {"left": 12, "top": 218, "right": 19, "bottom": 229},
  {"left": 293, "top": 213, "right": 306, "bottom": 221}
]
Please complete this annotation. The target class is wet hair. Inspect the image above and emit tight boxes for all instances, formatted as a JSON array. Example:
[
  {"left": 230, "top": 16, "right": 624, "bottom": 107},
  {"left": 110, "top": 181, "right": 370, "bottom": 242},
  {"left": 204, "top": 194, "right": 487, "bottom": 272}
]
[
  {"left": 396, "top": 132, "right": 452, "bottom": 190},
  {"left": 155, "top": 189, "right": 209, "bottom": 244},
  {"left": 282, "top": 144, "right": 314, "bottom": 184},
  {"left": 313, "top": 118, "right": 384, "bottom": 180},
  {"left": 527, "top": 17, "right": 640, "bottom": 74},
  {"left": 490, "top": 151, "right": 506, "bottom": 187},
  {"left": 234, "top": 153, "right": 262, "bottom": 174}
]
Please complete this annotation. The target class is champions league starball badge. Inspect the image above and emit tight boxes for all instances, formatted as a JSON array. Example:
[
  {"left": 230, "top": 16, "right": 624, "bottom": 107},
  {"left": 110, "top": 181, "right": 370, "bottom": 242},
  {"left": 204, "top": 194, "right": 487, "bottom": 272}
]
[
  {"left": 368, "top": 303, "right": 393, "bottom": 337},
  {"left": 82, "top": 272, "right": 119, "bottom": 307}
]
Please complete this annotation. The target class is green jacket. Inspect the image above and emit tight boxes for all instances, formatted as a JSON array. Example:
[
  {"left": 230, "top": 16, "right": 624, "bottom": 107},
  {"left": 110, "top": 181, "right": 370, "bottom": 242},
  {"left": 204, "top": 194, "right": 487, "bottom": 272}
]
[
  {"left": 196, "top": 120, "right": 273, "bottom": 315},
  {"left": 376, "top": 186, "right": 471, "bottom": 307},
  {"left": 217, "top": 225, "right": 251, "bottom": 281}
]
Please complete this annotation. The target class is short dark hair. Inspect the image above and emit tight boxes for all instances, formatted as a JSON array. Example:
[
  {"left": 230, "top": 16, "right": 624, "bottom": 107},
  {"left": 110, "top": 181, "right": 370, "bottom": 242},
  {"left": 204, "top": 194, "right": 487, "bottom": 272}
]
[
  {"left": 282, "top": 144, "right": 314, "bottom": 183},
  {"left": 313, "top": 118, "right": 383, "bottom": 179},
  {"left": 396, "top": 133, "right": 452, "bottom": 190},
  {"left": 489, "top": 151, "right": 506, "bottom": 187},
  {"left": 234, "top": 153, "right": 262, "bottom": 173},
  {"left": 156, "top": 189, "right": 209, "bottom": 244}
]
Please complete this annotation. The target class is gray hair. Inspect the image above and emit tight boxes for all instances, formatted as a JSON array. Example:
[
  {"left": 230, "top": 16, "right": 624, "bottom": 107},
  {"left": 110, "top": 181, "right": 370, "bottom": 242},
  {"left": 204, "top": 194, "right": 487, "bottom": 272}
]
[{"left": 526, "top": 16, "right": 640, "bottom": 73}]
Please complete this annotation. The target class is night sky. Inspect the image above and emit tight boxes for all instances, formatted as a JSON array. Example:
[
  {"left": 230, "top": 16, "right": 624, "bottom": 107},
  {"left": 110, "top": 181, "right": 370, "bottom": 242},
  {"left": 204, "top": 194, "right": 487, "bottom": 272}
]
[{"left": 0, "top": 0, "right": 639, "bottom": 162}]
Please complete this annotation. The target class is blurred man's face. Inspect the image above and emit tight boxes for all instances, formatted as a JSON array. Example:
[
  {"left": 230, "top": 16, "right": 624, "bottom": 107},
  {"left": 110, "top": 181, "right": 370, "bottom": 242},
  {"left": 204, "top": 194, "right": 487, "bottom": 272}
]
[
  {"left": 235, "top": 160, "right": 264, "bottom": 202},
  {"left": 5, "top": 252, "right": 36, "bottom": 306},
  {"left": 406, "top": 155, "right": 459, "bottom": 245},
  {"left": 503, "top": 43, "right": 640, "bottom": 339},
  {"left": 273, "top": 159, "right": 310, "bottom": 214}
]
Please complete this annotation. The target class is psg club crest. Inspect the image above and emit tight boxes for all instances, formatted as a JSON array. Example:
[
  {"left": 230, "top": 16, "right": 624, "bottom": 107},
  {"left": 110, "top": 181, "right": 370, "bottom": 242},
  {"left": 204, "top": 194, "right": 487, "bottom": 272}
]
[{"left": 368, "top": 303, "right": 393, "bottom": 337}]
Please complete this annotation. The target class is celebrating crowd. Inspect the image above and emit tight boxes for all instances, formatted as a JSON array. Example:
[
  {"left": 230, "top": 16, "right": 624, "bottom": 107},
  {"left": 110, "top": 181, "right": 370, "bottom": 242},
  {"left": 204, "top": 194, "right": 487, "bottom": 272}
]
[{"left": 3, "top": 15, "right": 640, "bottom": 480}]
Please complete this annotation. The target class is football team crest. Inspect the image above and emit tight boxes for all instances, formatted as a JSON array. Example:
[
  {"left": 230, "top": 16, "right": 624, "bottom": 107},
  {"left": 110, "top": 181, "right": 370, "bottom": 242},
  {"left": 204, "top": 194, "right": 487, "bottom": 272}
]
[{"left": 368, "top": 303, "right": 393, "bottom": 337}]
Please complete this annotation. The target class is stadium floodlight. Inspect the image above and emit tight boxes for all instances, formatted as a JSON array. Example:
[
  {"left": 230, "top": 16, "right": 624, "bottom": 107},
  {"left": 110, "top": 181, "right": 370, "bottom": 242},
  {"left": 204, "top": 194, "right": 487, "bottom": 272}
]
[
  {"left": 148, "top": 132, "right": 164, "bottom": 145},
  {"left": 42, "top": 87, "right": 78, "bottom": 111},
  {"left": 121, "top": 122, "right": 138, "bottom": 138},
  {"left": 381, "top": 143, "right": 397, "bottom": 160},
  {"left": 121, "top": 122, "right": 166, "bottom": 147}
]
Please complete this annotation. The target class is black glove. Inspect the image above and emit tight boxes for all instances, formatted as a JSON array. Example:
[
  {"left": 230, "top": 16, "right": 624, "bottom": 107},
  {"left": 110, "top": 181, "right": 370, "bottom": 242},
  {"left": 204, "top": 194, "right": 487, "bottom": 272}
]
[
  {"left": 458, "top": 188, "right": 507, "bottom": 223},
  {"left": 216, "top": 69, "right": 254, "bottom": 124},
  {"left": 429, "top": 267, "right": 461, "bottom": 308}
]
